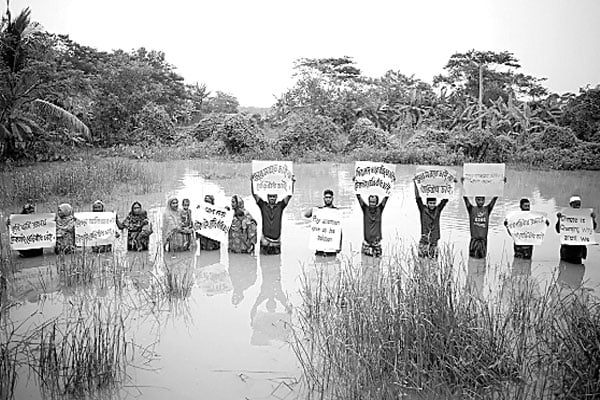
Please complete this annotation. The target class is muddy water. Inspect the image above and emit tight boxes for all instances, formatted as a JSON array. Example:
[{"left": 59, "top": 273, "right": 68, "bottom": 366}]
[{"left": 3, "top": 161, "right": 600, "bottom": 399}]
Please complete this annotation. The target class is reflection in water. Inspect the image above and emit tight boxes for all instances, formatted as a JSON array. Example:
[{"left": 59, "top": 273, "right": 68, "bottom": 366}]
[
  {"left": 228, "top": 253, "right": 258, "bottom": 305},
  {"left": 557, "top": 260, "right": 586, "bottom": 290},
  {"left": 466, "top": 257, "right": 486, "bottom": 297},
  {"left": 251, "top": 254, "right": 291, "bottom": 346}
]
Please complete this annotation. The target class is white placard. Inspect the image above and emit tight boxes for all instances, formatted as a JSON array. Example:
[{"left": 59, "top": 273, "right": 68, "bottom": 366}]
[
  {"left": 193, "top": 202, "right": 234, "bottom": 243},
  {"left": 308, "top": 207, "right": 342, "bottom": 252},
  {"left": 9, "top": 213, "right": 56, "bottom": 250},
  {"left": 415, "top": 166, "right": 456, "bottom": 200},
  {"left": 558, "top": 208, "right": 597, "bottom": 245},
  {"left": 505, "top": 211, "right": 548, "bottom": 245},
  {"left": 75, "top": 212, "right": 116, "bottom": 247},
  {"left": 251, "top": 160, "right": 294, "bottom": 201},
  {"left": 354, "top": 161, "right": 396, "bottom": 200},
  {"left": 462, "top": 163, "right": 505, "bottom": 197}
]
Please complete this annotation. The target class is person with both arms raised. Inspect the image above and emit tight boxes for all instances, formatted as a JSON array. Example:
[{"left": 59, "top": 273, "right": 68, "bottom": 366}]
[
  {"left": 251, "top": 175, "right": 295, "bottom": 255},
  {"left": 413, "top": 179, "right": 449, "bottom": 258}
]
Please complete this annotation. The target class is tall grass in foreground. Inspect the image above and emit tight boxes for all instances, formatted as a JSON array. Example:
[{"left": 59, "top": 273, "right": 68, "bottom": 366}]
[
  {"left": 292, "top": 247, "right": 600, "bottom": 399},
  {"left": 37, "top": 301, "right": 128, "bottom": 399},
  {"left": 0, "top": 157, "right": 164, "bottom": 208}
]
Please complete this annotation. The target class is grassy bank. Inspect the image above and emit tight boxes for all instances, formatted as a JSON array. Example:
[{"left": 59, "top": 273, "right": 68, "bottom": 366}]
[{"left": 292, "top": 247, "right": 600, "bottom": 399}]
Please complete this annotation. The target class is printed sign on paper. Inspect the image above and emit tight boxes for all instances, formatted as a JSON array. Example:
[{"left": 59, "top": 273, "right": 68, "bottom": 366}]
[
  {"left": 414, "top": 166, "right": 456, "bottom": 200},
  {"left": 462, "top": 163, "right": 505, "bottom": 197},
  {"left": 308, "top": 207, "right": 342, "bottom": 252},
  {"left": 251, "top": 160, "right": 294, "bottom": 201},
  {"left": 75, "top": 212, "right": 116, "bottom": 247},
  {"left": 558, "top": 208, "right": 597, "bottom": 245},
  {"left": 354, "top": 161, "right": 396, "bottom": 200},
  {"left": 505, "top": 211, "right": 548, "bottom": 245},
  {"left": 9, "top": 213, "right": 56, "bottom": 250},
  {"left": 193, "top": 202, "right": 234, "bottom": 243}
]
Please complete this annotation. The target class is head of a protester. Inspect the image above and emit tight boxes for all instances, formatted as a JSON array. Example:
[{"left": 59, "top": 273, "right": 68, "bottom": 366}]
[
  {"left": 519, "top": 198, "right": 530, "bottom": 211},
  {"left": 426, "top": 197, "right": 437, "bottom": 210},
  {"left": 323, "top": 189, "right": 334, "bottom": 207},
  {"left": 475, "top": 196, "right": 486, "bottom": 207},
  {"left": 57, "top": 203, "right": 73, "bottom": 219},
  {"left": 92, "top": 200, "right": 105, "bottom": 212},
  {"left": 569, "top": 195, "right": 582, "bottom": 209},
  {"left": 368, "top": 194, "right": 379, "bottom": 207},
  {"left": 231, "top": 195, "right": 245, "bottom": 216},
  {"left": 182, "top": 198, "right": 190, "bottom": 210},
  {"left": 267, "top": 194, "right": 277, "bottom": 205},
  {"left": 204, "top": 195, "right": 215, "bottom": 205},
  {"left": 168, "top": 197, "right": 179, "bottom": 212},
  {"left": 21, "top": 201, "right": 35, "bottom": 214},
  {"left": 130, "top": 201, "right": 143, "bottom": 216}
]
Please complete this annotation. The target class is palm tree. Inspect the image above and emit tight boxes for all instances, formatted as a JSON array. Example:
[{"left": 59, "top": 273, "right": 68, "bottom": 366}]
[{"left": 0, "top": 4, "right": 89, "bottom": 159}]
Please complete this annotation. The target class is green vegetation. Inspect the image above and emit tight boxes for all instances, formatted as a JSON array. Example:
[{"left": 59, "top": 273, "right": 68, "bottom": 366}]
[
  {"left": 293, "top": 248, "right": 600, "bottom": 399},
  {"left": 2, "top": 7, "right": 599, "bottom": 169}
]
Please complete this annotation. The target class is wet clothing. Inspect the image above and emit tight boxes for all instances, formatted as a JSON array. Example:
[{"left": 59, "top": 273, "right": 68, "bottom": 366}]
[
  {"left": 180, "top": 206, "right": 194, "bottom": 249},
  {"left": 163, "top": 198, "right": 191, "bottom": 252},
  {"left": 260, "top": 236, "right": 281, "bottom": 255},
  {"left": 198, "top": 234, "right": 221, "bottom": 251},
  {"left": 465, "top": 198, "right": 496, "bottom": 259},
  {"left": 256, "top": 199, "right": 287, "bottom": 240},
  {"left": 556, "top": 212, "right": 597, "bottom": 264},
  {"left": 229, "top": 196, "right": 258, "bottom": 254},
  {"left": 91, "top": 200, "right": 112, "bottom": 253},
  {"left": 55, "top": 203, "right": 76, "bottom": 255},
  {"left": 513, "top": 244, "right": 533, "bottom": 259},
  {"left": 360, "top": 202, "right": 384, "bottom": 245},
  {"left": 118, "top": 202, "right": 152, "bottom": 251},
  {"left": 416, "top": 196, "right": 448, "bottom": 258},
  {"left": 362, "top": 239, "right": 382, "bottom": 257}
]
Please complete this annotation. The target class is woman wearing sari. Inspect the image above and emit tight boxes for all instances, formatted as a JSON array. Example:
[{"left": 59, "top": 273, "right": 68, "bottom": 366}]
[
  {"left": 228, "top": 195, "right": 257, "bottom": 254},
  {"left": 55, "top": 203, "right": 76, "bottom": 254},
  {"left": 163, "top": 197, "right": 190, "bottom": 252},
  {"left": 116, "top": 201, "right": 153, "bottom": 251},
  {"left": 91, "top": 200, "right": 114, "bottom": 253}
]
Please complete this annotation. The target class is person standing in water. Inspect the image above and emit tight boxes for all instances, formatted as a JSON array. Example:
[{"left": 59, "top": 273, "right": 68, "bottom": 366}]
[
  {"left": 356, "top": 193, "right": 389, "bottom": 257},
  {"left": 6, "top": 201, "right": 44, "bottom": 257},
  {"left": 555, "top": 195, "right": 597, "bottom": 264},
  {"left": 413, "top": 179, "right": 449, "bottom": 258},
  {"left": 251, "top": 175, "right": 295, "bottom": 255},
  {"left": 304, "top": 189, "right": 343, "bottom": 257},
  {"left": 463, "top": 195, "right": 498, "bottom": 259},
  {"left": 504, "top": 198, "right": 549, "bottom": 260}
]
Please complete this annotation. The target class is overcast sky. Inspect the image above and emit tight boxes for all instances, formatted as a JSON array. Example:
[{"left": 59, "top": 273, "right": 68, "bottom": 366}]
[{"left": 8, "top": 0, "right": 600, "bottom": 107}]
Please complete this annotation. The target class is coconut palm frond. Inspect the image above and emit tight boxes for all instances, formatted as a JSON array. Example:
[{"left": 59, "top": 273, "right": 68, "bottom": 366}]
[{"left": 33, "top": 99, "right": 90, "bottom": 138}]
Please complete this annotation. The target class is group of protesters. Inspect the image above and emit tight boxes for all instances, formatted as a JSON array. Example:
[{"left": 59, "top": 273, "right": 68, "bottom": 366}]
[{"left": 6, "top": 171, "right": 598, "bottom": 266}]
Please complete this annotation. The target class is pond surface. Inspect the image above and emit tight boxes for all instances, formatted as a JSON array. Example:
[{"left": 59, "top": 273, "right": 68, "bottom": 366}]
[{"left": 2, "top": 161, "right": 599, "bottom": 399}]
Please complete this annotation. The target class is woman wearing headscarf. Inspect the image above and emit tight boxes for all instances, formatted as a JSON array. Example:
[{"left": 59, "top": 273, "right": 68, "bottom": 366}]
[
  {"left": 196, "top": 194, "right": 221, "bottom": 251},
  {"left": 116, "top": 201, "right": 153, "bottom": 251},
  {"left": 228, "top": 195, "right": 257, "bottom": 254},
  {"left": 163, "top": 197, "right": 189, "bottom": 252},
  {"left": 55, "top": 203, "right": 76, "bottom": 254},
  {"left": 90, "top": 200, "right": 114, "bottom": 253},
  {"left": 5, "top": 202, "right": 44, "bottom": 257}
]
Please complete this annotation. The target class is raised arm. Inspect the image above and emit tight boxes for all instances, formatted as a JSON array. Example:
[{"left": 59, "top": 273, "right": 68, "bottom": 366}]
[
  {"left": 555, "top": 212, "right": 561, "bottom": 233},
  {"left": 438, "top": 198, "right": 449, "bottom": 211},
  {"left": 282, "top": 176, "right": 296, "bottom": 206},
  {"left": 463, "top": 196, "right": 472, "bottom": 211},
  {"left": 356, "top": 194, "right": 366, "bottom": 209},
  {"left": 487, "top": 196, "right": 499, "bottom": 213},
  {"left": 250, "top": 175, "right": 260, "bottom": 203},
  {"left": 414, "top": 180, "right": 424, "bottom": 209},
  {"left": 380, "top": 196, "right": 389, "bottom": 209}
]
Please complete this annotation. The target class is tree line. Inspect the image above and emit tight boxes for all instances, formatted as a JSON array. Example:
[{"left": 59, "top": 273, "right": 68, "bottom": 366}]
[{"left": 1, "top": 6, "right": 599, "bottom": 168}]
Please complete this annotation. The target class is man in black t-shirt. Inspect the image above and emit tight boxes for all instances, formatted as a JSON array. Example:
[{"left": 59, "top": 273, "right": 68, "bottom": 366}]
[
  {"left": 356, "top": 193, "right": 389, "bottom": 257},
  {"left": 414, "top": 180, "right": 448, "bottom": 258},
  {"left": 464, "top": 195, "right": 498, "bottom": 259},
  {"left": 251, "top": 176, "right": 295, "bottom": 255}
]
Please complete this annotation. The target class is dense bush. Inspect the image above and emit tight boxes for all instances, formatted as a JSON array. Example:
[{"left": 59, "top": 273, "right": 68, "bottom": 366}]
[
  {"left": 277, "top": 112, "right": 346, "bottom": 157},
  {"left": 192, "top": 113, "right": 265, "bottom": 155},
  {"left": 345, "top": 118, "right": 389, "bottom": 152}
]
